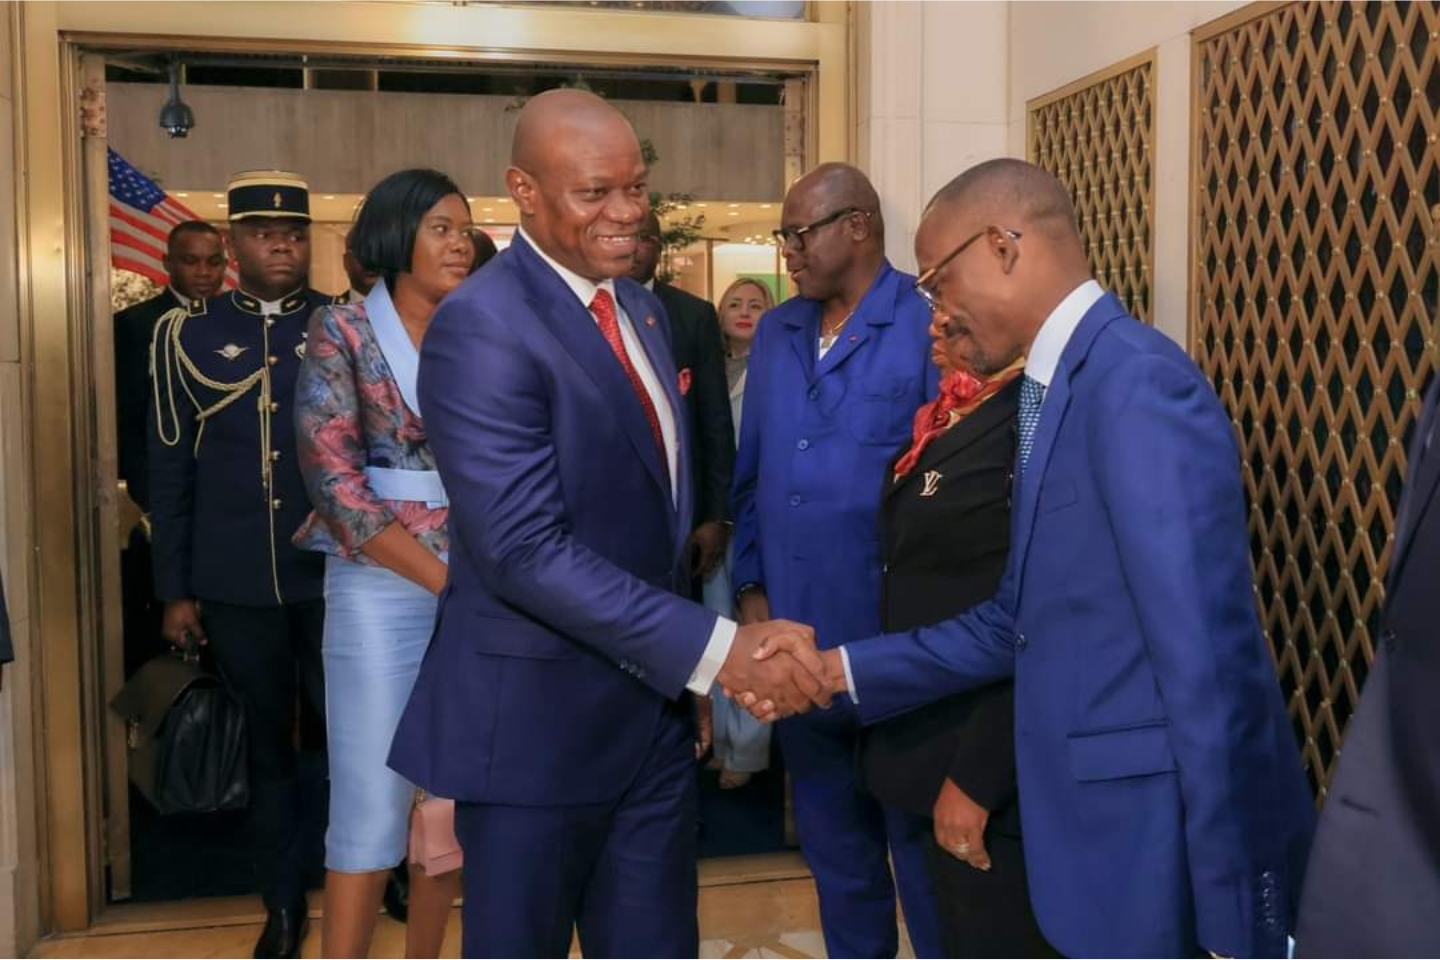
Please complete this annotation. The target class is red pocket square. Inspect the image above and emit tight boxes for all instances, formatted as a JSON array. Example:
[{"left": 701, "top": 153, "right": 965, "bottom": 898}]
[{"left": 678, "top": 368, "right": 693, "bottom": 396}]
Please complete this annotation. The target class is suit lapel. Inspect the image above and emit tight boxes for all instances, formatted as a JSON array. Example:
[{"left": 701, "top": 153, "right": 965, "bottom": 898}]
[
  {"left": 885, "top": 380, "right": 1018, "bottom": 504},
  {"left": 616, "top": 280, "right": 687, "bottom": 553},
  {"left": 1010, "top": 296, "right": 1123, "bottom": 599},
  {"left": 509, "top": 237, "right": 673, "bottom": 510}
]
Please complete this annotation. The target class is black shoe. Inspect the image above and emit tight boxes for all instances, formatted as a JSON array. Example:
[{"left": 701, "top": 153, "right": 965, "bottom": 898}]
[
  {"left": 253, "top": 902, "right": 309, "bottom": 959},
  {"left": 383, "top": 863, "right": 410, "bottom": 923}
]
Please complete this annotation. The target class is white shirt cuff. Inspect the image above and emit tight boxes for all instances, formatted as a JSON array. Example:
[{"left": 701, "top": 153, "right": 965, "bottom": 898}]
[
  {"left": 686, "top": 615, "right": 736, "bottom": 695},
  {"left": 839, "top": 645, "right": 858, "bottom": 703}
]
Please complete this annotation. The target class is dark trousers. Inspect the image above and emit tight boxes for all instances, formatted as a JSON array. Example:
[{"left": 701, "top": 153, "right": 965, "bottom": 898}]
[
  {"left": 454, "top": 704, "right": 698, "bottom": 958},
  {"left": 778, "top": 703, "right": 943, "bottom": 959},
  {"left": 121, "top": 530, "right": 165, "bottom": 677},
  {"left": 923, "top": 827, "right": 1056, "bottom": 958},
  {"left": 202, "top": 598, "right": 326, "bottom": 910}
]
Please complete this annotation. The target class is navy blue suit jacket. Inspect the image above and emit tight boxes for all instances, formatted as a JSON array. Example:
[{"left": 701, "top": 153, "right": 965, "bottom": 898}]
[
  {"left": 1295, "top": 373, "right": 1440, "bottom": 956},
  {"left": 845, "top": 293, "right": 1314, "bottom": 957},
  {"left": 390, "top": 235, "right": 717, "bottom": 806}
]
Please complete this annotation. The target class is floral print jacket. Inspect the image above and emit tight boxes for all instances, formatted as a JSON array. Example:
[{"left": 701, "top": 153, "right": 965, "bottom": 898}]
[{"left": 293, "top": 301, "right": 448, "bottom": 562}]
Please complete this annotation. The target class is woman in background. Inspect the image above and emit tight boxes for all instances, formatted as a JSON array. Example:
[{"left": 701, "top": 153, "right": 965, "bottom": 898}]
[
  {"left": 295, "top": 168, "right": 475, "bottom": 958},
  {"left": 704, "top": 277, "right": 777, "bottom": 788}
]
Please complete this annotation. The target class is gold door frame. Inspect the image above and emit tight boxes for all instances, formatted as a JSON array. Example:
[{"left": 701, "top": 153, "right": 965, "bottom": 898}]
[{"left": 19, "top": 0, "right": 850, "bottom": 933}]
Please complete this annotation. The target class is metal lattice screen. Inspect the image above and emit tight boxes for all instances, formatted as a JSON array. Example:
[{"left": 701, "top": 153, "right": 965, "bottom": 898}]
[
  {"left": 1193, "top": 1, "right": 1440, "bottom": 798},
  {"left": 1029, "top": 53, "right": 1155, "bottom": 323}
]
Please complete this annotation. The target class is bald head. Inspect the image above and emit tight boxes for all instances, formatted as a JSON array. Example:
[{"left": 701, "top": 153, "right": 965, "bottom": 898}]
[
  {"left": 925, "top": 158, "right": 1079, "bottom": 246},
  {"left": 505, "top": 87, "right": 650, "bottom": 281},
  {"left": 789, "top": 162, "right": 885, "bottom": 245},
  {"left": 512, "top": 89, "right": 638, "bottom": 175}
]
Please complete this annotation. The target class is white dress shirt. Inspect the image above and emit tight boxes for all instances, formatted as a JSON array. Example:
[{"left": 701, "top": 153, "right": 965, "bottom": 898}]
[
  {"left": 839, "top": 279, "right": 1107, "bottom": 702},
  {"left": 518, "top": 226, "right": 735, "bottom": 694}
]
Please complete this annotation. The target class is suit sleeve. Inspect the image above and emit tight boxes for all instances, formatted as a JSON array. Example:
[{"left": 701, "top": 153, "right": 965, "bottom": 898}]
[
  {"left": 294, "top": 307, "right": 397, "bottom": 554},
  {"left": 944, "top": 680, "right": 1017, "bottom": 813},
  {"left": 147, "top": 311, "right": 197, "bottom": 601},
  {"left": 689, "top": 298, "right": 735, "bottom": 525},
  {"left": 1094, "top": 353, "right": 1289, "bottom": 956},
  {"left": 418, "top": 295, "right": 716, "bottom": 699},
  {"left": 729, "top": 312, "right": 770, "bottom": 591},
  {"left": 845, "top": 570, "right": 1018, "bottom": 723}
]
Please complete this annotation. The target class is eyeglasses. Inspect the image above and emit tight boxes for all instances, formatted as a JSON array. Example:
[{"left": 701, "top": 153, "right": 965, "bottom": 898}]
[
  {"left": 773, "top": 207, "right": 870, "bottom": 251},
  {"left": 913, "top": 225, "right": 1022, "bottom": 313}
]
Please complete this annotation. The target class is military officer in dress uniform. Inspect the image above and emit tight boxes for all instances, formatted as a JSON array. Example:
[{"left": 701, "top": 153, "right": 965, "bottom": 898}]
[{"left": 148, "top": 170, "right": 337, "bottom": 959}]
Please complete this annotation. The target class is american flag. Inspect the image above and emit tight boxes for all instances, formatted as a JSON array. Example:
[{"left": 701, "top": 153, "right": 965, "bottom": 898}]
[{"left": 108, "top": 148, "right": 236, "bottom": 288}]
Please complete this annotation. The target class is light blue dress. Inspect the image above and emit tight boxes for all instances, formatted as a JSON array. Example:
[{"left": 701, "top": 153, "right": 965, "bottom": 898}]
[{"left": 295, "top": 281, "right": 450, "bottom": 873}]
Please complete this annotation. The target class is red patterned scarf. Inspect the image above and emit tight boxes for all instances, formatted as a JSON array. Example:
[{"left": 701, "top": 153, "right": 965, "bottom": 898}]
[{"left": 892, "top": 359, "right": 1025, "bottom": 481}]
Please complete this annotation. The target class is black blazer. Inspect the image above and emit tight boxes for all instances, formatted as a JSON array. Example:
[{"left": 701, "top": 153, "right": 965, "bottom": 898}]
[
  {"left": 858, "top": 378, "right": 1021, "bottom": 830},
  {"left": 653, "top": 281, "right": 734, "bottom": 530},
  {"left": 115, "top": 288, "right": 184, "bottom": 513},
  {"left": 1296, "top": 372, "right": 1440, "bottom": 955}
]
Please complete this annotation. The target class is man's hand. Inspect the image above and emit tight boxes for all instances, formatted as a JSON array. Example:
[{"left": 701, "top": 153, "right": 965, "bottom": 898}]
[
  {"left": 738, "top": 636, "right": 848, "bottom": 722},
  {"left": 161, "top": 599, "right": 206, "bottom": 647},
  {"left": 688, "top": 521, "right": 730, "bottom": 579},
  {"left": 717, "top": 620, "right": 828, "bottom": 719},
  {"left": 736, "top": 589, "right": 770, "bottom": 625},
  {"left": 933, "top": 777, "right": 991, "bottom": 871},
  {"left": 694, "top": 694, "right": 714, "bottom": 760}
]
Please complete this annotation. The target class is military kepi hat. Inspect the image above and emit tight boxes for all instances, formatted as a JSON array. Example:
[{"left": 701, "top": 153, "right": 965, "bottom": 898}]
[{"left": 227, "top": 170, "right": 311, "bottom": 222}]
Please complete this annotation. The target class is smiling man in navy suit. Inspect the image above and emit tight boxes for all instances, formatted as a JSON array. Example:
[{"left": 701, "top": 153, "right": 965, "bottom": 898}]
[
  {"left": 388, "top": 89, "right": 824, "bottom": 959},
  {"left": 751, "top": 159, "right": 1316, "bottom": 958}
]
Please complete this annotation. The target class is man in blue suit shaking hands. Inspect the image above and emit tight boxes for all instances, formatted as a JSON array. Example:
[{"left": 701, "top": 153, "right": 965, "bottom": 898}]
[
  {"left": 389, "top": 89, "right": 825, "bottom": 959},
  {"left": 751, "top": 159, "right": 1315, "bottom": 958}
]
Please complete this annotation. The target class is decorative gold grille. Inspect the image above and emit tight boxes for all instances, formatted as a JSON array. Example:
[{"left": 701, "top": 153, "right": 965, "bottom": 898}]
[
  {"left": 1192, "top": 1, "right": 1440, "bottom": 797},
  {"left": 1028, "top": 52, "right": 1155, "bottom": 324}
]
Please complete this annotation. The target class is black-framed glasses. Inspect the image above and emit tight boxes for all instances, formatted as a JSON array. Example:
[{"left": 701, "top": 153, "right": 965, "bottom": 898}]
[
  {"left": 773, "top": 207, "right": 869, "bottom": 250},
  {"left": 913, "top": 225, "right": 1022, "bottom": 313}
]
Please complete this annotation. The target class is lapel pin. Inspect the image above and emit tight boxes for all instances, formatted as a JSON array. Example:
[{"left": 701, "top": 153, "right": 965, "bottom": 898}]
[
  {"left": 921, "top": 470, "right": 942, "bottom": 497},
  {"left": 848, "top": 334, "right": 858, "bottom": 342},
  {"left": 645, "top": 315, "right": 657, "bottom": 327},
  {"left": 216, "top": 343, "right": 248, "bottom": 361}
]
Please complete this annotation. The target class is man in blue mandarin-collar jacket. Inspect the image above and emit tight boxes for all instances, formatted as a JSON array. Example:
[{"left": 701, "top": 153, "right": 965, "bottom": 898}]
[
  {"left": 756, "top": 159, "right": 1315, "bottom": 958},
  {"left": 730, "top": 163, "right": 942, "bottom": 958},
  {"left": 389, "top": 90, "right": 823, "bottom": 960}
]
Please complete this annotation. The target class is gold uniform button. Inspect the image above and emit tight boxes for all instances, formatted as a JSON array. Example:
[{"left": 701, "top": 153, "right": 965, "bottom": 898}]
[
  {"left": 271, "top": 498, "right": 283, "bottom": 511},
  {"left": 270, "top": 450, "right": 282, "bottom": 462},
  {"left": 269, "top": 402, "right": 280, "bottom": 413},
  {"left": 267, "top": 355, "right": 278, "bottom": 366},
  {"left": 264, "top": 317, "right": 276, "bottom": 328}
]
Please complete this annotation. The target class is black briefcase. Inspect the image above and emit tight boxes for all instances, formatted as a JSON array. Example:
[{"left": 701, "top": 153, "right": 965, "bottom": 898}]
[{"left": 110, "top": 643, "right": 249, "bottom": 814}]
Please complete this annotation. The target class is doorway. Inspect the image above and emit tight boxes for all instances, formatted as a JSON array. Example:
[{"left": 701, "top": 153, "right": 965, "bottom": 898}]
[{"left": 57, "top": 21, "right": 825, "bottom": 926}]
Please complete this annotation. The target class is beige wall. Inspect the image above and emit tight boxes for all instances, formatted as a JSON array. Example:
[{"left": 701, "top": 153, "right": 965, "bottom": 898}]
[
  {"left": 854, "top": 0, "right": 1251, "bottom": 348},
  {"left": 855, "top": 0, "right": 1010, "bottom": 273},
  {"left": 107, "top": 84, "right": 787, "bottom": 202},
  {"left": 0, "top": 1, "right": 44, "bottom": 955}
]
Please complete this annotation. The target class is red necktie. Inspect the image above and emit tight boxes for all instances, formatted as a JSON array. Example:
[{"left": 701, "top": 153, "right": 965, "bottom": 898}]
[{"left": 589, "top": 288, "right": 668, "bottom": 471}]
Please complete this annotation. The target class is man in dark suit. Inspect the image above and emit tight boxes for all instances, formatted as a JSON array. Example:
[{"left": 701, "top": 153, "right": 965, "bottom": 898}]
[
  {"left": 628, "top": 211, "right": 735, "bottom": 589},
  {"left": 114, "top": 220, "right": 226, "bottom": 513},
  {"left": 388, "top": 89, "right": 823, "bottom": 958},
  {"left": 753, "top": 159, "right": 1315, "bottom": 958},
  {"left": 113, "top": 221, "right": 226, "bottom": 677},
  {"left": 1295, "top": 373, "right": 1440, "bottom": 956}
]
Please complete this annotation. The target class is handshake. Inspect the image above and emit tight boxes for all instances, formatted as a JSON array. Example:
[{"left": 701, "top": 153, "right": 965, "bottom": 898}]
[{"left": 716, "top": 618, "right": 843, "bottom": 723}]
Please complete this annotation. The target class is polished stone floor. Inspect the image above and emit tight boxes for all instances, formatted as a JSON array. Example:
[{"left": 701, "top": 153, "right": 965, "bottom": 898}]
[{"left": 30, "top": 854, "right": 918, "bottom": 959}]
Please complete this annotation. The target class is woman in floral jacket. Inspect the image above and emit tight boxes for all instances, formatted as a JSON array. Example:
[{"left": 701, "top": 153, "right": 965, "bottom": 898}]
[{"left": 294, "top": 168, "right": 482, "bottom": 958}]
